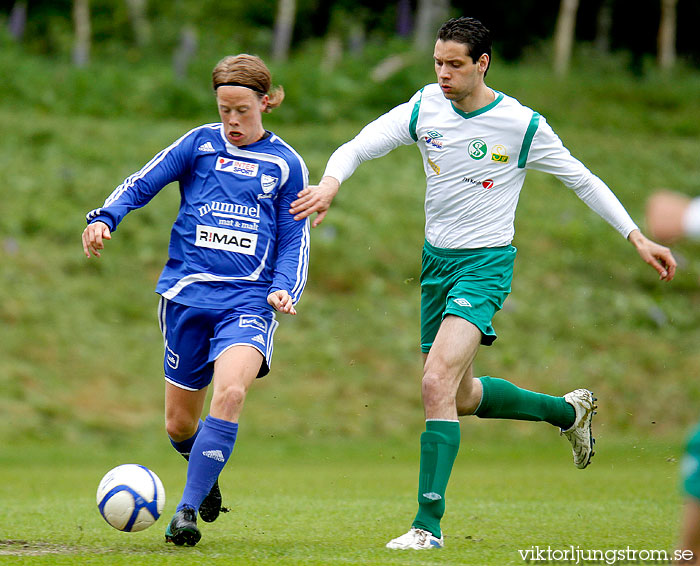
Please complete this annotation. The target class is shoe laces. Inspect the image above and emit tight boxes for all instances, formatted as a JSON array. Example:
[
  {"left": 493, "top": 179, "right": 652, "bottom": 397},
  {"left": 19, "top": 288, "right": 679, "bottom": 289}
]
[
  {"left": 181, "top": 507, "right": 197, "bottom": 522},
  {"left": 412, "top": 528, "right": 432, "bottom": 545}
]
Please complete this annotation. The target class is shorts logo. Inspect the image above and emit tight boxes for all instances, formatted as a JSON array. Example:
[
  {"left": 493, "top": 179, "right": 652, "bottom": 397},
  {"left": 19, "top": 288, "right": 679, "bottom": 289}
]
[
  {"left": 216, "top": 157, "right": 259, "bottom": 177},
  {"left": 195, "top": 225, "right": 257, "bottom": 255},
  {"left": 453, "top": 298, "right": 472, "bottom": 307},
  {"left": 240, "top": 315, "right": 268, "bottom": 333},
  {"left": 252, "top": 334, "right": 266, "bottom": 346},
  {"left": 491, "top": 144, "right": 509, "bottom": 163},
  {"left": 482, "top": 179, "right": 494, "bottom": 189},
  {"left": 261, "top": 174, "right": 278, "bottom": 193},
  {"left": 468, "top": 139, "right": 488, "bottom": 160},
  {"left": 166, "top": 346, "right": 180, "bottom": 370}
]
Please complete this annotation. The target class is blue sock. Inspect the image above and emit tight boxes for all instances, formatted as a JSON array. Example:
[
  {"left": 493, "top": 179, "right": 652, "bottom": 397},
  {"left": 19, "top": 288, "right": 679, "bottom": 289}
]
[
  {"left": 177, "top": 416, "right": 238, "bottom": 513},
  {"left": 170, "top": 419, "right": 204, "bottom": 460}
]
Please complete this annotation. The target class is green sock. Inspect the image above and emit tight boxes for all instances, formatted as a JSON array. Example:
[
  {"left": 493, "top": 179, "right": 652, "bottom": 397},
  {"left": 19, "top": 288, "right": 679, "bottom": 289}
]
[
  {"left": 412, "top": 420, "right": 460, "bottom": 538},
  {"left": 475, "top": 376, "right": 575, "bottom": 429}
]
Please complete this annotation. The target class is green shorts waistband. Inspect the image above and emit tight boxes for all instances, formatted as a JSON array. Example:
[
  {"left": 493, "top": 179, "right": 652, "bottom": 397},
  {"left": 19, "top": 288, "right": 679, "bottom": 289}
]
[{"left": 423, "top": 239, "right": 515, "bottom": 258}]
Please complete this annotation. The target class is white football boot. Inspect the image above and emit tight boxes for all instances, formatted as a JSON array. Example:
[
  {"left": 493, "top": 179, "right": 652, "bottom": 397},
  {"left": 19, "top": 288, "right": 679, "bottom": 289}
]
[
  {"left": 561, "top": 389, "right": 597, "bottom": 469},
  {"left": 386, "top": 527, "right": 444, "bottom": 550}
]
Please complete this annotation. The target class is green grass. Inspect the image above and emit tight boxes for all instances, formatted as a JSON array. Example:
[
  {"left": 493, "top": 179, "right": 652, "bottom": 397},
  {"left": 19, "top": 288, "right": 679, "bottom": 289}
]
[
  {"left": 1, "top": 51, "right": 699, "bottom": 564},
  {"left": 0, "top": 428, "right": 684, "bottom": 565},
  {"left": 1, "top": 95, "right": 698, "bottom": 442}
]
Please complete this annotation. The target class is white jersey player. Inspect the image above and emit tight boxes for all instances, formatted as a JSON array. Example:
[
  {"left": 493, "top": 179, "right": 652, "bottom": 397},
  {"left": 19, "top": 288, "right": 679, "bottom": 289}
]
[{"left": 290, "top": 16, "right": 676, "bottom": 551}]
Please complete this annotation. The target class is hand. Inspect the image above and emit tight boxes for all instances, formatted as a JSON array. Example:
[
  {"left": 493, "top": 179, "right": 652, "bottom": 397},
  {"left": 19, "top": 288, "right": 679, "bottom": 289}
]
[
  {"left": 267, "top": 290, "right": 297, "bottom": 315},
  {"left": 627, "top": 229, "right": 677, "bottom": 282},
  {"left": 289, "top": 176, "right": 340, "bottom": 228},
  {"left": 82, "top": 221, "right": 111, "bottom": 258}
]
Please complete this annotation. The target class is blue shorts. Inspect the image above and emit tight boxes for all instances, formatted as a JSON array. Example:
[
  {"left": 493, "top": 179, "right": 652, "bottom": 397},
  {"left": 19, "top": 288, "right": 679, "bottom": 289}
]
[{"left": 157, "top": 297, "right": 279, "bottom": 391}]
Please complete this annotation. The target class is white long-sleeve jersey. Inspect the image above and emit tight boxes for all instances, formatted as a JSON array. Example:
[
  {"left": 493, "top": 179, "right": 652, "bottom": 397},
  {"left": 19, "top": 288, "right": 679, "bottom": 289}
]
[{"left": 324, "top": 84, "right": 638, "bottom": 249}]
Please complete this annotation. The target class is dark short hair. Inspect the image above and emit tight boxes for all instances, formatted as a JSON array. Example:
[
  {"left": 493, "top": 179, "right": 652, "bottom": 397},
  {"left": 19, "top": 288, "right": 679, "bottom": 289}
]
[{"left": 437, "top": 17, "right": 492, "bottom": 74}]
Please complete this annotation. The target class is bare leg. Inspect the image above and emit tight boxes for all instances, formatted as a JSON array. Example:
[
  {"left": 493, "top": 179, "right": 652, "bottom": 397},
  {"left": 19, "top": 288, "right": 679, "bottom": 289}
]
[
  {"left": 209, "top": 345, "right": 263, "bottom": 422},
  {"left": 421, "top": 315, "right": 482, "bottom": 420},
  {"left": 165, "top": 383, "right": 208, "bottom": 442},
  {"left": 679, "top": 499, "right": 700, "bottom": 563},
  {"left": 407, "top": 315, "right": 482, "bottom": 539}
]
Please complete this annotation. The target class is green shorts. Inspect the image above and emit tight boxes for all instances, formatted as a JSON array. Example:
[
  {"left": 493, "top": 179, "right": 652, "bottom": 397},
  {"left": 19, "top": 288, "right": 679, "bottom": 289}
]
[
  {"left": 682, "top": 421, "right": 700, "bottom": 500},
  {"left": 420, "top": 240, "right": 516, "bottom": 353}
]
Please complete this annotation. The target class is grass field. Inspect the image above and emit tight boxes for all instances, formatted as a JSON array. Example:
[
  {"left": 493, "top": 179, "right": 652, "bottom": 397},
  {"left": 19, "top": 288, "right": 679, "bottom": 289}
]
[
  {"left": 1, "top": 48, "right": 700, "bottom": 442},
  {"left": 1, "top": 49, "right": 699, "bottom": 565},
  {"left": 0, "top": 426, "right": 684, "bottom": 565}
]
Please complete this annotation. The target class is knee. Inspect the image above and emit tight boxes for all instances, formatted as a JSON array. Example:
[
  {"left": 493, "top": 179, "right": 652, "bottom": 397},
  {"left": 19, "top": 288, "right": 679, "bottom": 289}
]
[
  {"left": 166, "top": 416, "right": 199, "bottom": 443},
  {"left": 213, "top": 382, "right": 249, "bottom": 413},
  {"left": 421, "top": 369, "right": 450, "bottom": 410}
]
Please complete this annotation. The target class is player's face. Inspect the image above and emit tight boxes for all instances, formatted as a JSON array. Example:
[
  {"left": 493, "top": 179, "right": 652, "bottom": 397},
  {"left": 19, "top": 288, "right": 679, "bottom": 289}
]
[
  {"left": 433, "top": 39, "right": 488, "bottom": 103},
  {"left": 216, "top": 86, "right": 268, "bottom": 147}
]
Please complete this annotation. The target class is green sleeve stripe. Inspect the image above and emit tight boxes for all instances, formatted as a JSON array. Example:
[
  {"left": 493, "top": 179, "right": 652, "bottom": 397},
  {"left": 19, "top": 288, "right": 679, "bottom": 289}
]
[
  {"left": 518, "top": 112, "right": 540, "bottom": 169},
  {"left": 409, "top": 87, "right": 425, "bottom": 142}
]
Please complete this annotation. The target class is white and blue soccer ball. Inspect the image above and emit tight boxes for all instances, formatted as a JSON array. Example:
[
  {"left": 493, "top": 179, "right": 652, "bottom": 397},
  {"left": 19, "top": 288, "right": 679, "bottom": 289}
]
[{"left": 96, "top": 464, "right": 165, "bottom": 532}]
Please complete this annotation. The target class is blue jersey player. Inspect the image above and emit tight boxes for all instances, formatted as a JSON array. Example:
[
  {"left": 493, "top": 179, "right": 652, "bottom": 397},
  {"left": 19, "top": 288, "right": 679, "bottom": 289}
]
[{"left": 82, "top": 54, "right": 310, "bottom": 546}]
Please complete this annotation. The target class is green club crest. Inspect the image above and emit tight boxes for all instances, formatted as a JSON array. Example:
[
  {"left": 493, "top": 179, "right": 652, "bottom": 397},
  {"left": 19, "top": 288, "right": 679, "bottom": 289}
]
[{"left": 468, "top": 139, "right": 488, "bottom": 160}]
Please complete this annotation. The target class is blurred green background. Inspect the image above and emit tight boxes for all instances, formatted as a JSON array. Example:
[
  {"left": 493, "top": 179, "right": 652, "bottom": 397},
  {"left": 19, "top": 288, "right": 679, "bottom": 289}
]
[{"left": 1, "top": 1, "right": 699, "bottom": 450}]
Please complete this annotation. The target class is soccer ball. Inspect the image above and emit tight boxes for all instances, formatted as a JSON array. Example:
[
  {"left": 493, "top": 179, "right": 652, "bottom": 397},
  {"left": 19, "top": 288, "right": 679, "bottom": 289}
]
[{"left": 96, "top": 464, "right": 165, "bottom": 532}]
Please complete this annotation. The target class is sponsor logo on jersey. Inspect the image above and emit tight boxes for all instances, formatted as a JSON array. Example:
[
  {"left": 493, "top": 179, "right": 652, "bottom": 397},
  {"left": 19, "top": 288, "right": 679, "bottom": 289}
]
[
  {"left": 468, "top": 139, "right": 488, "bottom": 160},
  {"left": 215, "top": 157, "right": 259, "bottom": 177},
  {"left": 166, "top": 346, "right": 180, "bottom": 370},
  {"left": 198, "top": 141, "right": 216, "bottom": 152},
  {"left": 427, "top": 158, "right": 440, "bottom": 175},
  {"left": 240, "top": 314, "right": 269, "bottom": 333},
  {"left": 491, "top": 144, "right": 509, "bottom": 163},
  {"left": 251, "top": 334, "right": 266, "bottom": 346},
  {"left": 425, "top": 137, "right": 443, "bottom": 149},
  {"left": 453, "top": 298, "right": 472, "bottom": 307},
  {"left": 461, "top": 176, "right": 496, "bottom": 190},
  {"left": 198, "top": 200, "right": 260, "bottom": 222},
  {"left": 198, "top": 201, "right": 260, "bottom": 230},
  {"left": 195, "top": 225, "right": 257, "bottom": 255},
  {"left": 423, "top": 130, "right": 444, "bottom": 149},
  {"left": 261, "top": 174, "right": 278, "bottom": 193}
]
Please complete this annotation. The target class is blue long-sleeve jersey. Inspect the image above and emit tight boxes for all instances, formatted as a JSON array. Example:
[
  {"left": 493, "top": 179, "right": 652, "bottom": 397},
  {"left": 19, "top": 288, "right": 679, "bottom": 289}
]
[{"left": 86, "top": 123, "right": 310, "bottom": 310}]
